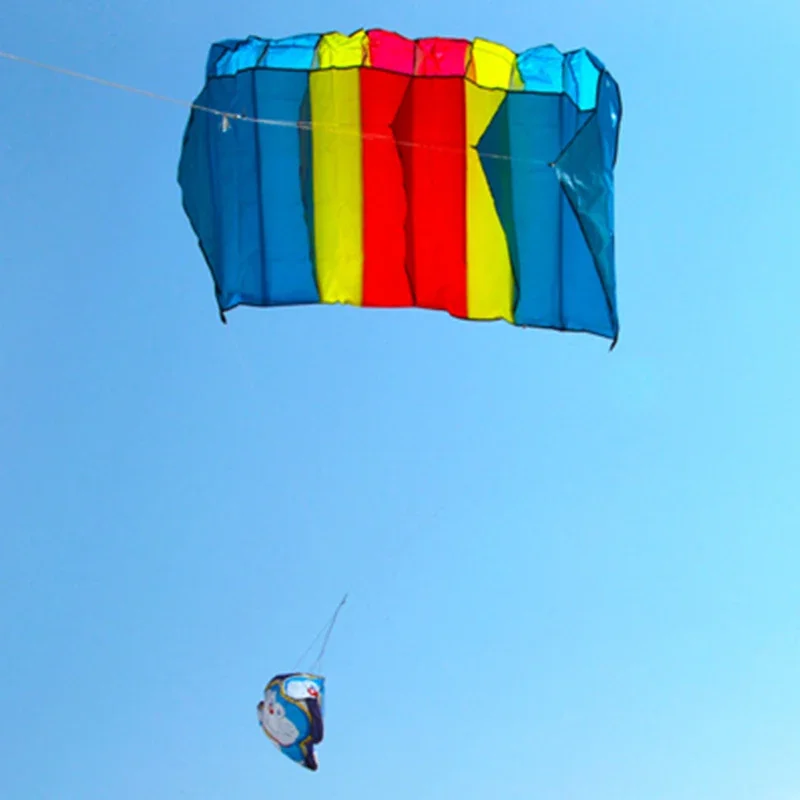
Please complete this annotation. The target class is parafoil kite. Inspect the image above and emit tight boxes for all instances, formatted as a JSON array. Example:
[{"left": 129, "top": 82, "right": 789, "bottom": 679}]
[
  {"left": 178, "top": 30, "right": 622, "bottom": 343},
  {"left": 257, "top": 673, "right": 325, "bottom": 770}
]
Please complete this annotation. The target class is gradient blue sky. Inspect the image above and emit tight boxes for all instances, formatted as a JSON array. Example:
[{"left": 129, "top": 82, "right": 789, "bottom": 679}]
[{"left": 2, "top": 1, "right": 799, "bottom": 798}]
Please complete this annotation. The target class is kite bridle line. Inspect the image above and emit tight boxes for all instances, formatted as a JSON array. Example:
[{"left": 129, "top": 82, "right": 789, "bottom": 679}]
[
  {"left": 310, "top": 593, "right": 348, "bottom": 673},
  {"left": 291, "top": 593, "right": 349, "bottom": 674},
  {"left": 0, "top": 48, "right": 555, "bottom": 167}
]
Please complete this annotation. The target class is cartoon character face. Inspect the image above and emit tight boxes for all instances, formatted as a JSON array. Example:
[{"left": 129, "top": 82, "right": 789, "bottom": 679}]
[
  {"left": 284, "top": 677, "right": 322, "bottom": 702},
  {"left": 258, "top": 689, "right": 300, "bottom": 747}
]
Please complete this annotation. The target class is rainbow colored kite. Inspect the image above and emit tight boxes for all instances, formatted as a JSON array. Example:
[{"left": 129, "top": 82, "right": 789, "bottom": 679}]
[{"left": 178, "top": 30, "right": 622, "bottom": 342}]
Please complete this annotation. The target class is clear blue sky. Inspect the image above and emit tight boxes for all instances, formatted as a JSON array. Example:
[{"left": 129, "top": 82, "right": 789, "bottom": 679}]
[{"left": 2, "top": 1, "right": 799, "bottom": 798}]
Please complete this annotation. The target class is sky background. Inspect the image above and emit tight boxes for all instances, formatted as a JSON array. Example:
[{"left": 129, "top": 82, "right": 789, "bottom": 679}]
[{"left": 2, "top": 1, "right": 799, "bottom": 798}]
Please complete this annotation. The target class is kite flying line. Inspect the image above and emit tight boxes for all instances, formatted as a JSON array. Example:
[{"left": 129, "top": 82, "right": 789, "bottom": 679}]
[{"left": 0, "top": 48, "right": 556, "bottom": 165}]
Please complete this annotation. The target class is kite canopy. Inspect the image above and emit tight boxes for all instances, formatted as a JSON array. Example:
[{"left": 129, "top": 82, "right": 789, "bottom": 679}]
[
  {"left": 257, "top": 673, "right": 325, "bottom": 770},
  {"left": 178, "top": 29, "right": 622, "bottom": 342}
]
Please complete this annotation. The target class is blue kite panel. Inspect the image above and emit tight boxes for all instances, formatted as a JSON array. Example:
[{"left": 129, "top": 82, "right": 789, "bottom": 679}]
[{"left": 478, "top": 75, "right": 619, "bottom": 340}]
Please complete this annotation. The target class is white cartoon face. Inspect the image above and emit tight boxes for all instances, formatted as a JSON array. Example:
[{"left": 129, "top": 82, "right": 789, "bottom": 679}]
[
  {"left": 258, "top": 689, "right": 300, "bottom": 747},
  {"left": 284, "top": 677, "right": 322, "bottom": 702}
]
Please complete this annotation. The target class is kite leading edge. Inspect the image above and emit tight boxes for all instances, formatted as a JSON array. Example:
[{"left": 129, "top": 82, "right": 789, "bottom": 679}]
[{"left": 177, "top": 29, "right": 623, "bottom": 344}]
